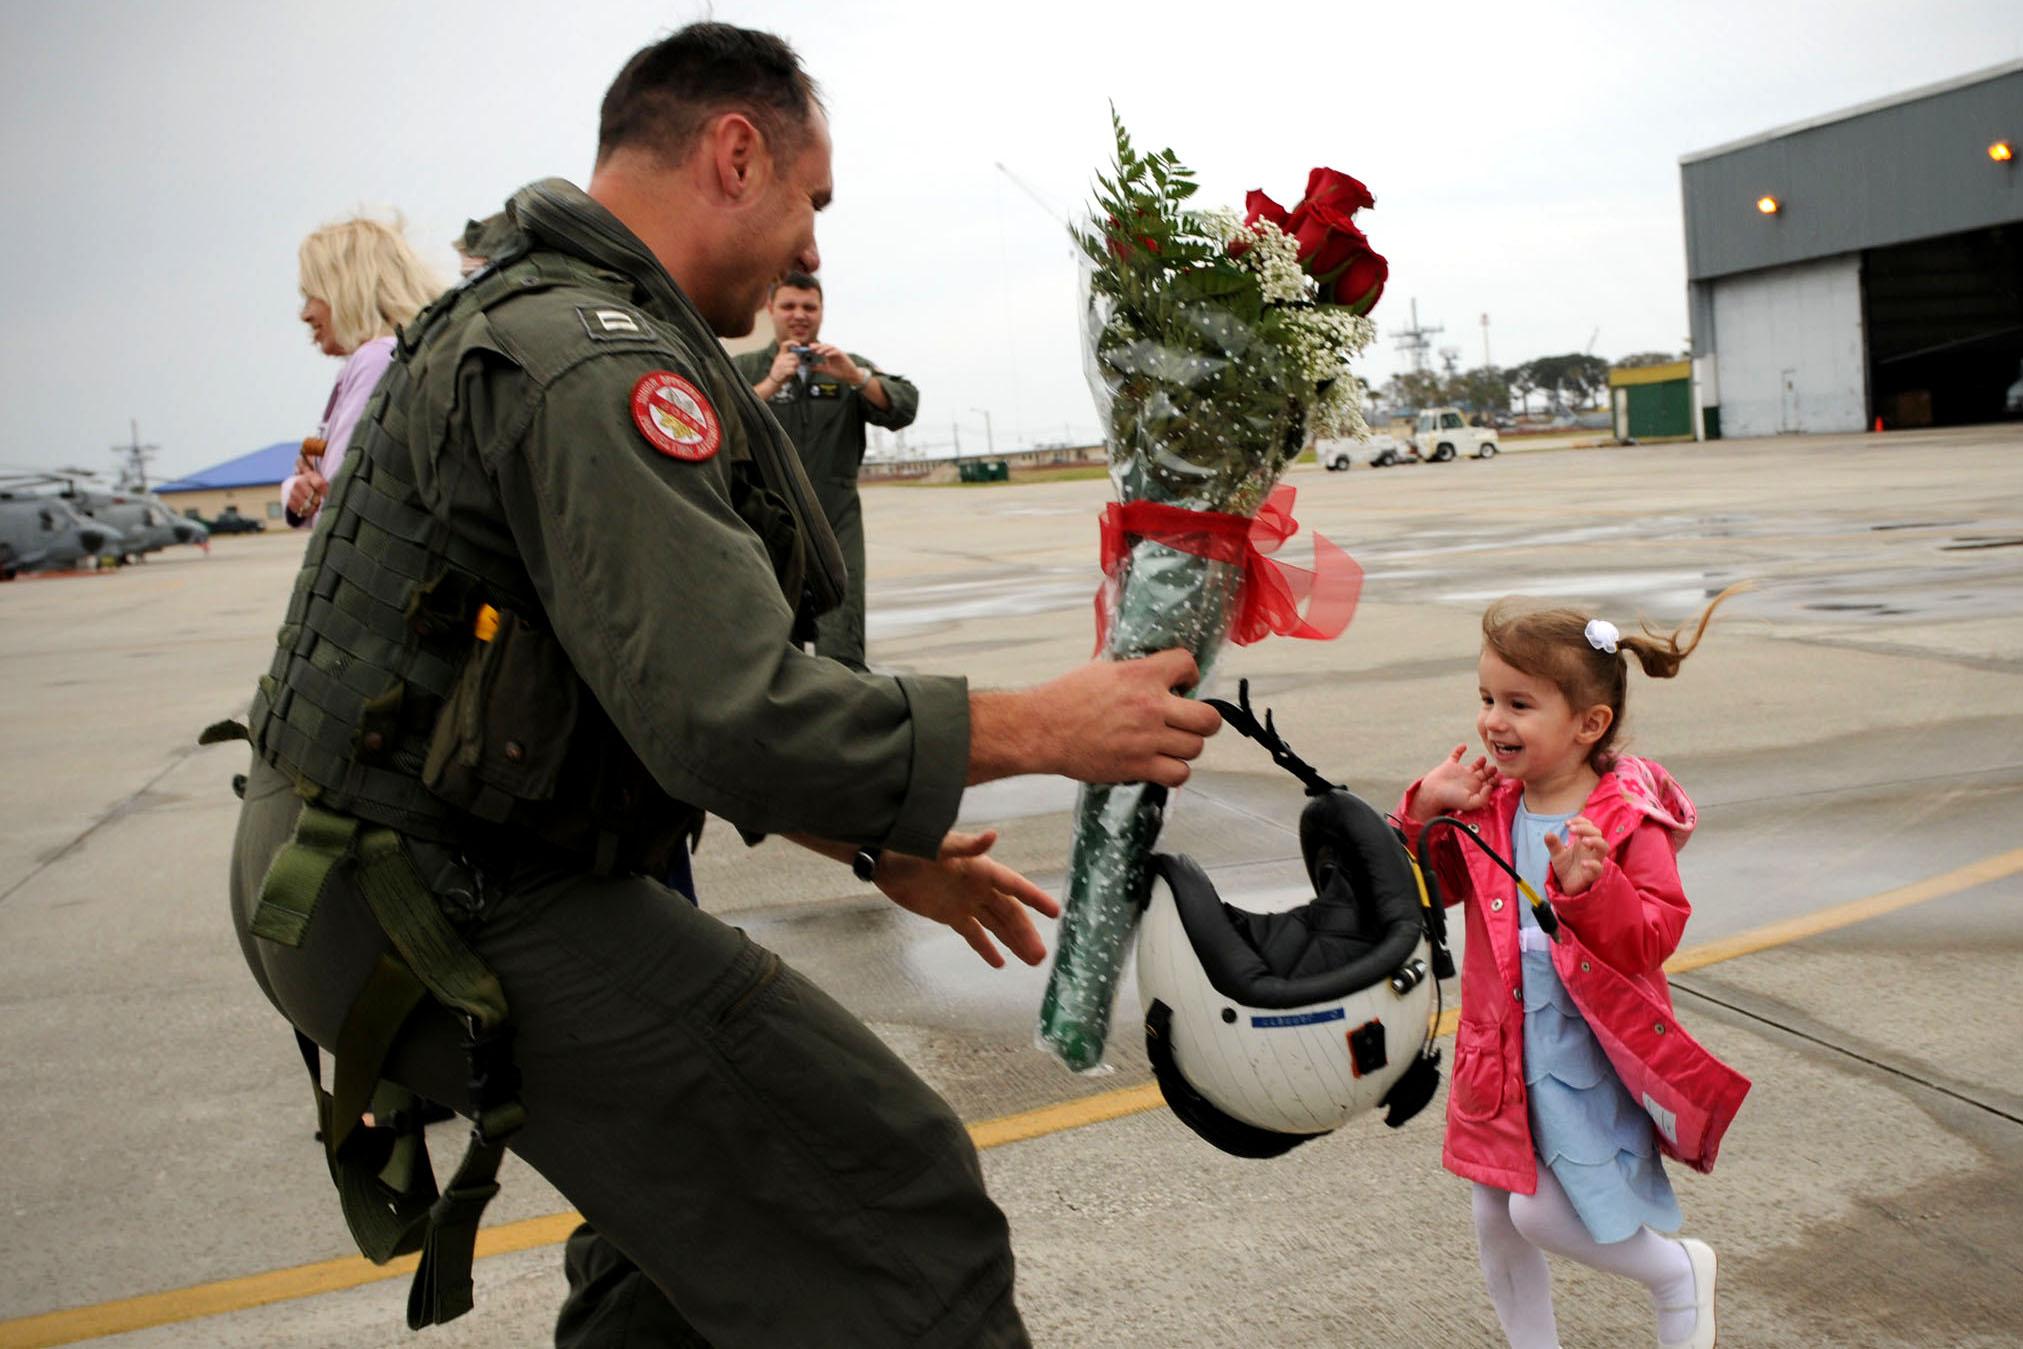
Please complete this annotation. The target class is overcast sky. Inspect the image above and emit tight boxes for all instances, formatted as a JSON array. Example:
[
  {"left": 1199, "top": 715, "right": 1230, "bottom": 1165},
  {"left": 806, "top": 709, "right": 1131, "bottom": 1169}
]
[{"left": 2, "top": 0, "right": 2018, "bottom": 479}]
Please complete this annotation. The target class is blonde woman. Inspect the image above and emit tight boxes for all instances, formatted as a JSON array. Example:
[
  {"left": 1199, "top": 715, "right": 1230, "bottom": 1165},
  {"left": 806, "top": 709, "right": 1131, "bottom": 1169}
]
[{"left": 282, "top": 218, "right": 441, "bottom": 526}]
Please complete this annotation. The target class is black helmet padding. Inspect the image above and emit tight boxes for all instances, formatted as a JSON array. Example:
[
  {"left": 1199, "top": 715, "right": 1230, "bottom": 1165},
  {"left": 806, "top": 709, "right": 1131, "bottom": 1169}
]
[{"left": 1158, "top": 789, "right": 1423, "bottom": 1010}]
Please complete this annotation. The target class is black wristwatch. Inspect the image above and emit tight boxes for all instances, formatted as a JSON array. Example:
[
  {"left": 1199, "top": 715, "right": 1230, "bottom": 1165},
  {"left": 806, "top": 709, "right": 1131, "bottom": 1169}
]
[{"left": 851, "top": 847, "right": 882, "bottom": 883}]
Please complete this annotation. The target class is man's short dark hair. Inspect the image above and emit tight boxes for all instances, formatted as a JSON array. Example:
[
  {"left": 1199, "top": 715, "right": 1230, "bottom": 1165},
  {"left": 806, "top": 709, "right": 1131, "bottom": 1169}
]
[
  {"left": 598, "top": 23, "right": 823, "bottom": 167},
  {"left": 772, "top": 271, "right": 822, "bottom": 297}
]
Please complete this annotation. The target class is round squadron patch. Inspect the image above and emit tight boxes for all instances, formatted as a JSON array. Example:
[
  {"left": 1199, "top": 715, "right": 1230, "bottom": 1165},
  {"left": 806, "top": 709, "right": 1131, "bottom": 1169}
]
[{"left": 630, "top": 371, "right": 722, "bottom": 462}]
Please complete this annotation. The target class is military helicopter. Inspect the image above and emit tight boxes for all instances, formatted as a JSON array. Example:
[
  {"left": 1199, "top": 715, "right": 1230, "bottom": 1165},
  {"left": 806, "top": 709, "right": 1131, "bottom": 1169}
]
[
  {"left": 1, "top": 470, "right": 208, "bottom": 564},
  {"left": 65, "top": 482, "right": 209, "bottom": 560},
  {"left": 0, "top": 487, "right": 124, "bottom": 578}
]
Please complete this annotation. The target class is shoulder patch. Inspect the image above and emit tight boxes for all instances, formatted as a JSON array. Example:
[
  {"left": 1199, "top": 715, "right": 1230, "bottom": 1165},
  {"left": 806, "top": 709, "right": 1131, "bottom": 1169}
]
[
  {"left": 477, "top": 279, "right": 681, "bottom": 385},
  {"left": 631, "top": 372, "right": 722, "bottom": 462},
  {"left": 576, "top": 305, "right": 657, "bottom": 342}
]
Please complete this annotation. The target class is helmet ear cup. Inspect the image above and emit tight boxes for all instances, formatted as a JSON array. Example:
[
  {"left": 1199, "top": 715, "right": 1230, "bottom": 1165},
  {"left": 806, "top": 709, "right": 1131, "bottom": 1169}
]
[
  {"left": 1379, "top": 1046, "right": 1443, "bottom": 1128},
  {"left": 1145, "top": 1001, "right": 1322, "bottom": 1159}
]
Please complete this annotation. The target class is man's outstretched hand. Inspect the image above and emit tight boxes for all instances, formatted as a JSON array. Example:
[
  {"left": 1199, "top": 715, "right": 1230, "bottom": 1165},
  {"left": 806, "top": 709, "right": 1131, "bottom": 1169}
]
[{"left": 875, "top": 829, "right": 1062, "bottom": 968}]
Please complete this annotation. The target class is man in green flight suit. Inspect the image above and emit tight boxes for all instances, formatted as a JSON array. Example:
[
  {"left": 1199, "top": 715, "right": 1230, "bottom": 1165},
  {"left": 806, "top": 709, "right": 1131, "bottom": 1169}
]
[
  {"left": 733, "top": 273, "right": 914, "bottom": 669},
  {"left": 222, "top": 21, "right": 1221, "bottom": 1349}
]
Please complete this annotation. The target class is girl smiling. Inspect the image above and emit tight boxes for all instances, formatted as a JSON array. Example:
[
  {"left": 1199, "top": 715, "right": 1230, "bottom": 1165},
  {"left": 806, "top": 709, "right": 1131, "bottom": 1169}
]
[{"left": 1397, "top": 585, "right": 1749, "bottom": 1349}]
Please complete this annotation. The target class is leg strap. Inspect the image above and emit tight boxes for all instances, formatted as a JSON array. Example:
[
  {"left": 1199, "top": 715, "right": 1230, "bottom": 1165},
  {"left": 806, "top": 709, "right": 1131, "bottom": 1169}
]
[
  {"left": 264, "top": 804, "right": 526, "bottom": 1329},
  {"left": 300, "top": 956, "right": 440, "bottom": 1265},
  {"left": 251, "top": 804, "right": 358, "bottom": 947}
]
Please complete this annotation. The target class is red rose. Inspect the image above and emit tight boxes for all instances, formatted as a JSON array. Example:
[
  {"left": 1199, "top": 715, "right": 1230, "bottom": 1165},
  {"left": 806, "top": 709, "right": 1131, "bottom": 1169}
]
[
  {"left": 1284, "top": 199, "right": 1387, "bottom": 313},
  {"left": 1238, "top": 169, "right": 1386, "bottom": 312},
  {"left": 1299, "top": 167, "right": 1375, "bottom": 216},
  {"left": 1243, "top": 189, "right": 1290, "bottom": 230},
  {"left": 1287, "top": 200, "right": 1368, "bottom": 281},
  {"left": 1327, "top": 247, "right": 1387, "bottom": 314}
]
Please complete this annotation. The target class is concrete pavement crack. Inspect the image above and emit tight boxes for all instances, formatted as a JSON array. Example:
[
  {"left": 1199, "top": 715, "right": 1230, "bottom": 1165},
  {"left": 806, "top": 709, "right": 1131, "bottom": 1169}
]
[
  {"left": 0, "top": 742, "right": 203, "bottom": 909},
  {"left": 1670, "top": 977, "right": 2023, "bottom": 1129}
]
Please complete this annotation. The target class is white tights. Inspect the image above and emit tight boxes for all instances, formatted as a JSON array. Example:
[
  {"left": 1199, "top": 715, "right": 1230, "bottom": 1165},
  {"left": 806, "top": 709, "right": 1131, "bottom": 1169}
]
[{"left": 1472, "top": 1172, "right": 1697, "bottom": 1348}]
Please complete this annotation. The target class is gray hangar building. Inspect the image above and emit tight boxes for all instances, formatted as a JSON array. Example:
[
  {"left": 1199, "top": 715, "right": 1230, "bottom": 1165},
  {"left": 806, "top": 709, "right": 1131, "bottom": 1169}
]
[{"left": 1680, "top": 59, "right": 2021, "bottom": 439}]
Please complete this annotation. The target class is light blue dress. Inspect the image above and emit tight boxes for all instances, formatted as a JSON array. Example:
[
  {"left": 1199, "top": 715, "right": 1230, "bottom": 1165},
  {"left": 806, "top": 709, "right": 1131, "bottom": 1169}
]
[{"left": 1514, "top": 802, "right": 1681, "bottom": 1243}]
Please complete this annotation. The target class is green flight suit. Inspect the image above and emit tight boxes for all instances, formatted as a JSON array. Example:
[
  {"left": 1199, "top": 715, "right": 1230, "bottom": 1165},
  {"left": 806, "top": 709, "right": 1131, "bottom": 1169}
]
[
  {"left": 732, "top": 343, "right": 919, "bottom": 669},
  {"left": 229, "top": 179, "right": 1029, "bottom": 1348}
]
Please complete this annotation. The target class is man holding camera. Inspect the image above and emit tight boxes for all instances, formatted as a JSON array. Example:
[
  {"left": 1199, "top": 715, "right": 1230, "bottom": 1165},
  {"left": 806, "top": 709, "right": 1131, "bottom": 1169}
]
[{"left": 735, "top": 273, "right": 916, "bottom": 669}]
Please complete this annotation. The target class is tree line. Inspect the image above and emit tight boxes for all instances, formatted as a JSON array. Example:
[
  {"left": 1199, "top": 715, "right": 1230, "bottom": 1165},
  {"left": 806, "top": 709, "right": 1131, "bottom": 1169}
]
[{"left": 1381, "top": 350, "right": 1682, "bottom": 419}]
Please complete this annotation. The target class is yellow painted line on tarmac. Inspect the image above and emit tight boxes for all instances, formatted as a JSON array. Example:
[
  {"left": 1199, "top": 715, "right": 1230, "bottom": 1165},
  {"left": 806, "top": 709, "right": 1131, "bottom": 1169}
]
[
  {"left": 6, "top": 845, "right": 2019, "bottom": 1348},
  {"left": 1663, "top": 846, "right": 2023, "bottom": 974},
  {"left": 0, "top": 1212, "right": 584, "bottom": 1349},
  {"left": 968, "top": 1081, "right": 1168, "bottom": 1149}
]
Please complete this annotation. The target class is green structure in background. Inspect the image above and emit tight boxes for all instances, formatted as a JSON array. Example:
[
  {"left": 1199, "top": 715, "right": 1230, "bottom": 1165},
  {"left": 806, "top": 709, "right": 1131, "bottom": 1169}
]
[
  {"left": 1609, "top": 360, "right": 1697, "bottom": 442},
  {"left": 958, "top": 459, "right": 1011, "bottom": 483}
]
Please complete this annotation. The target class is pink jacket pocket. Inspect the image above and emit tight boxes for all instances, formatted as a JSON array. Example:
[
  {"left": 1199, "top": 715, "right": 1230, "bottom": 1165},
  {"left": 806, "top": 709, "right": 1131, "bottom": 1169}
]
[{"left": 1450, "top": 1018, "right": 1506, "bottom": 1122}]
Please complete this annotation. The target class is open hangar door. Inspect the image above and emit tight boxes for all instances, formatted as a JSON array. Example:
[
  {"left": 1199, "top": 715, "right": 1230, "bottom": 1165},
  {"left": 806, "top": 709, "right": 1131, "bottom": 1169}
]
[{"left": 1865, "top": 222, "right": 2023, "bottom": 428}]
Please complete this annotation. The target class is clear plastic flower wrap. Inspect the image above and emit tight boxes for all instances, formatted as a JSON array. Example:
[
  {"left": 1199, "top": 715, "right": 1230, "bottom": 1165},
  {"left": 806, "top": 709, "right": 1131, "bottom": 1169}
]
[{"left": 1035, "top": 113, "right": 1383, "bottom": 1072}]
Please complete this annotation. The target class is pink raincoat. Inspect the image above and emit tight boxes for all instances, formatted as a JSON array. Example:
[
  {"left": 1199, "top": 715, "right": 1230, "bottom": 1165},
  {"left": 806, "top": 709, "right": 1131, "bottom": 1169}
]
[{"left": 1397, "top": 756, "right": 1750, "bottom": 1195}]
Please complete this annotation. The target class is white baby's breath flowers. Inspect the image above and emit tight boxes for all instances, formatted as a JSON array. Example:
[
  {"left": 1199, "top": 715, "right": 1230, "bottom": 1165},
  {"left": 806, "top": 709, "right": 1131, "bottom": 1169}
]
[
  {"left": 1198, "top": 206, "right": 1242, "bottom": 240},
  {"left": 1201, "top": 209, "right": 1314, "bottom": 304},
  {"left": 1284, "top": 309, "right": 1377, "bottom": 438},
  {"left": 1244, "top": 220, "right": 1314, "bottom": 305}
]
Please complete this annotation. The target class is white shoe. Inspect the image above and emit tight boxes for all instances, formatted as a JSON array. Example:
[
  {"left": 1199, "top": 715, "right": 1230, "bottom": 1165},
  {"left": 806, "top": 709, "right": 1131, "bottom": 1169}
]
[{"left": 1658, "top": 1237, "right": 1717, "bottom": 1349}]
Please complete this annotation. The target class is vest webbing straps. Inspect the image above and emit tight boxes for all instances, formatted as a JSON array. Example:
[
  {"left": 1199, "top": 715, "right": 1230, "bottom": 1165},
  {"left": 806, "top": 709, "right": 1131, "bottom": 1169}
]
[{"left": 256, "top": 804, "right": 526, "bottom": 1329}]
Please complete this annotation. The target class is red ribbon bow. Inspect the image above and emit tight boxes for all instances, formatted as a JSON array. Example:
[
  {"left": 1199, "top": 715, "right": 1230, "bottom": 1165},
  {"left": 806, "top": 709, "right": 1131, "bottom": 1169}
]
[{"left": 1094, "top": 484, "right": 1363, "bottom": 651}]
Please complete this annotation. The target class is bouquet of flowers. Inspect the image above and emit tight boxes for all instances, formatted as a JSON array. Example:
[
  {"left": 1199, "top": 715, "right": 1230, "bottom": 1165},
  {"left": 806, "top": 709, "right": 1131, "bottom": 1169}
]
[{"left": 1036, "top": 112, "right": 1386, "bottom": 1073}]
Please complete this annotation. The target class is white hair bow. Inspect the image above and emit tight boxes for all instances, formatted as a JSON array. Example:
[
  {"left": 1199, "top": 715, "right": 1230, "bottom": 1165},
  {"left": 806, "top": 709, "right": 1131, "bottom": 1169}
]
[{"left": 1585, "top": 618, "right": 1620, "bottom": 654}]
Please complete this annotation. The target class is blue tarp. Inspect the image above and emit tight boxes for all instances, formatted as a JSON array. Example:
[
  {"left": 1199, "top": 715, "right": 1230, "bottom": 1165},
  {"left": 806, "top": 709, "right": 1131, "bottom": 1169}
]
[{"left": 156, "top": 441, "right": 299, "bottom": 492}]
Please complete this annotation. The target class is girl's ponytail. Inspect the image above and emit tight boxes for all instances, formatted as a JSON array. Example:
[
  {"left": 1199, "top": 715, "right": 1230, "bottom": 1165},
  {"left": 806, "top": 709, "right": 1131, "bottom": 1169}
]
[{"left": 1618, "top": 583, "right": 1750, "bottom": 680}]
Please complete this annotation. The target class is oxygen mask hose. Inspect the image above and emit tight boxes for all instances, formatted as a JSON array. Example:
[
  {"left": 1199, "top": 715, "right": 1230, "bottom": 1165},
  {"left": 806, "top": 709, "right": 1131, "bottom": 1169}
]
[
  {"left": 1403, "top": 848, "right": 1458, "bottom": 980},
  {"left": 1416, "top": 816, "right": 1562, "bottom": 940}
]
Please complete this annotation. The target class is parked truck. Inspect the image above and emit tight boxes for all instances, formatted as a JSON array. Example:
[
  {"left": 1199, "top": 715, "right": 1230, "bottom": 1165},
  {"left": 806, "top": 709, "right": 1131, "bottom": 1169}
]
[
  {"left": 1316, "top": 430, "right": 1408, "bottom": 470},
  {"left": 1408, "top": 407, "right": 1499, "bottom": 461}
]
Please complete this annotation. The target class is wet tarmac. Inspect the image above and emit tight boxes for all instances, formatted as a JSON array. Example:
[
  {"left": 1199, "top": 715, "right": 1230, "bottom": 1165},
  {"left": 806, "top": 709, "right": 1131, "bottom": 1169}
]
[
  {"left": 866, "top": 502, "right": 2023, "bottom": 637},
  {"left": 2, "top": 425, "right": 2019, "bottom": 1346}
]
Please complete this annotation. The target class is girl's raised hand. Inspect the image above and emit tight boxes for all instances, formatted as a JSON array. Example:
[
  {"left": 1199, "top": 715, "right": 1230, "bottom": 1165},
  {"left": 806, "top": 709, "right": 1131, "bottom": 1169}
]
[
  {"left": 1544, "top": 816, "right": 1608, "bottom": 895},
  {"left": 1413, "top": 744, "right": 1500, "bottom": 820}
]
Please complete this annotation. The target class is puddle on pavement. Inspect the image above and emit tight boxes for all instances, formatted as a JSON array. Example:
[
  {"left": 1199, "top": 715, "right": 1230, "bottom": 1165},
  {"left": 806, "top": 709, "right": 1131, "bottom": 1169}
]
[
  {"left": 750, "top": 856, "right": 1319, "bottom": 1038},
  {"left": 1441, "top": 569, "right": 1724, "bottom": 615},
  {"left": 980, "top": 503, "right": 1084, "bottom": 518},
  {"left": 865, "top": 506, "right": 2023, "bottom": 639},
  {"left": 868, "top": 568, "right": 1091, "bottom": 637},
  {"left": 958, "top": 774, "right": 1080, "bottom": 825}
]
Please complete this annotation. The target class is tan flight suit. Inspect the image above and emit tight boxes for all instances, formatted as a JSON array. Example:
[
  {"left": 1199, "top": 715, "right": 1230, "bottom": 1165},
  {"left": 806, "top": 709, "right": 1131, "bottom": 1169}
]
[{"left": 228, "top": 178, "right": 1028, "bottom": 1348}]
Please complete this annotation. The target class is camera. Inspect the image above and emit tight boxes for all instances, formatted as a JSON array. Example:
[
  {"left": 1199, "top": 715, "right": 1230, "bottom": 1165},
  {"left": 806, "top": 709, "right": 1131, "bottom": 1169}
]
[{"left": 790, "top": 344, "right": 819, "bottom": 364}]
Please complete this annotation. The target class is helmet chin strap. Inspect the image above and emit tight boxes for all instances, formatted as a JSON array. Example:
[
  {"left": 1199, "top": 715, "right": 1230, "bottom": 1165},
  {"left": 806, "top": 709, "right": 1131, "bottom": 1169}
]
[{"left": 1205, "top": 678, "right": 1337, "bottom": 797}]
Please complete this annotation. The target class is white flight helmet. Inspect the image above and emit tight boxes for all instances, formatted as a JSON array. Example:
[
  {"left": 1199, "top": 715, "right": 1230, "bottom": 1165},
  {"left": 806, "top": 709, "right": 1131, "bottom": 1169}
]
[{"left": 1136, "top": 684, "right": 1444, "bottom": 1158}]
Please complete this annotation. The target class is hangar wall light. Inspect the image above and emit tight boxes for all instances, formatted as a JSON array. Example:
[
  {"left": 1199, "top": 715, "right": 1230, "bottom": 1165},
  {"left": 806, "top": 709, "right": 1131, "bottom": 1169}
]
[
  {"left": 1991, "top": 141, "right": 2015, "bottom": 164},
  {"left": 1756, "top": 195, "right": 1781, "bottom": 215}
]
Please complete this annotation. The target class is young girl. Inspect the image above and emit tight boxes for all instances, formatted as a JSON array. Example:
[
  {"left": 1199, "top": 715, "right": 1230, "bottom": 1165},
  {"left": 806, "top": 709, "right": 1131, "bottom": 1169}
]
[{"left": 1397, "top": 588, "right": 1750, "bottom": 1349}]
